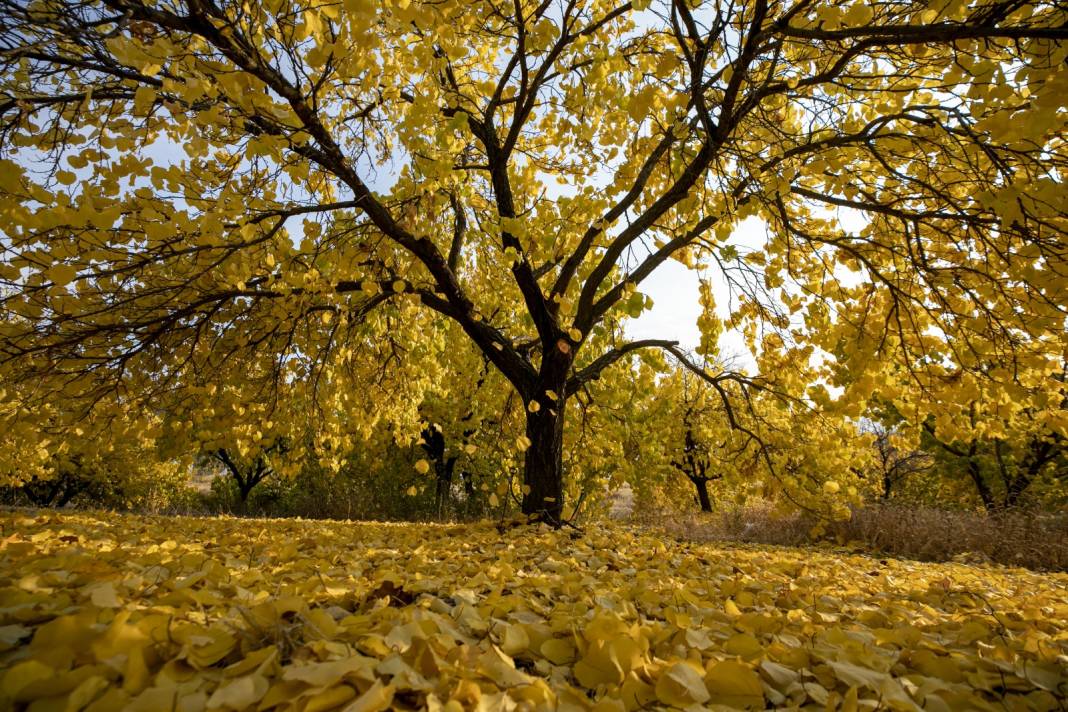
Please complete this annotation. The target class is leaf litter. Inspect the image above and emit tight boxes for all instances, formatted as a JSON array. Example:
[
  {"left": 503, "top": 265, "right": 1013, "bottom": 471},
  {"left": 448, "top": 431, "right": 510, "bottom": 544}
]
[{"left": 0, "top": 511, "right": 1066, "bottom": 711}]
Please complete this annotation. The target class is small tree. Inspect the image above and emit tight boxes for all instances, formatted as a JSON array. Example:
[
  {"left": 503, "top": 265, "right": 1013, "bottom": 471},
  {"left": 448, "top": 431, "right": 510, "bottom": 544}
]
[
  {"left": 210, "top": 447, "right": 275, "bottom": 508},
  {"left": 862, "top": 421, "right": 933, "bottom": 501}
]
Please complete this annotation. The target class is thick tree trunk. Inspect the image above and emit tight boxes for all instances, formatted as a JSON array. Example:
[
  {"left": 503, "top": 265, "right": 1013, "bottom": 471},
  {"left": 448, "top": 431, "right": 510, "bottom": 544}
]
[
  {"left": 692, "top": 477, "right": 713, "bottom": 512},
  {"left": 521, "top": 371, "right": 572, "bottom": 527},
  {"left": 1004, "top": 438, "right": 1054, "bottom": 509},
  {"left": 237, "top": 479, "right": 254, "bottom": 504},
  {"left": 25, "top": 478, "right": 60, "bottom": 507},
  {"left": 520, "top": 346, "right": 571, "bottom": 525},
  {"left": 522, "top": 402, "right": 566, "bottom": 524}
]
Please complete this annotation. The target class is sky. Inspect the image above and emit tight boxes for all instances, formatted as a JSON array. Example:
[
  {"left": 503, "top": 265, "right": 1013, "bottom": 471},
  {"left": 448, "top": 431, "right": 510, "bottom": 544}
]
[
  {"left": 625, "top": 207, "right": 869, "bottom": 373},
  {"left": 624, "top": 216, "right": 771, "bottom": 370}
]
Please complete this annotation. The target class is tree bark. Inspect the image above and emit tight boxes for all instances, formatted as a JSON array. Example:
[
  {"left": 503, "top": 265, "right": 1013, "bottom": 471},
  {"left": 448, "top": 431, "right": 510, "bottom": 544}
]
[
  {"left": 522, "top": 402, "right": 565, "bottom": 524},
  {"left": 435, "top": 457, "right": 456, "bottom": 518},
  {"left": 966, "top": 460, "right": 996, "bottom": 512},
  {"left": 521, "top": 347, "right": 571, "bottom": 524},
  {"left": 692, "top": 477, "right": 713, "bottom": 512}
]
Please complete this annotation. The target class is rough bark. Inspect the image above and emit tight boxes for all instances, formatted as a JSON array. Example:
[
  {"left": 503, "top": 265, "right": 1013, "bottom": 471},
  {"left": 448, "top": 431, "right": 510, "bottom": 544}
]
[
  {"left": 692, "top": 477, "right": 713, "bottom": 512},
  {"left": 522, "top": 402, "right": 566, "bottom": 524},
  {"left": 521, "top": 348, "right": 571, "bottom": 524}
]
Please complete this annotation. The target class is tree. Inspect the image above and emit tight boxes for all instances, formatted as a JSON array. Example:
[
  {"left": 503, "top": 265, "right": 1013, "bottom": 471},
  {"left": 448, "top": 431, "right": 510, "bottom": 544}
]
[
  {"left": 0, "top": 408, "right": 191, "bottom": 511},
  {"left": 2, "top": 0, "right": 1066, "bottom": 524},
  {"left": 661, "top": 364, "right": 761, "bottom": 512},
  {"left": 920, "top": 417, "right": 1067, "bottom": 510},
  {"left": 864, "top": 421, "right": 932, "bottom": 501},
  {"left": 210, "top": 443, "right": 282, "bottom": 507},
  {"left": 857, "top": 360, "right": 1067, "bottom": 510}
]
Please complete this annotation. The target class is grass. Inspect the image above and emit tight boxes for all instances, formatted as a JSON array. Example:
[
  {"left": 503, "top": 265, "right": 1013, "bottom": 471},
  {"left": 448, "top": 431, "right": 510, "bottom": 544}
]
[{"left": 655, "top": 502, "right": 1068, "bottom": 572}]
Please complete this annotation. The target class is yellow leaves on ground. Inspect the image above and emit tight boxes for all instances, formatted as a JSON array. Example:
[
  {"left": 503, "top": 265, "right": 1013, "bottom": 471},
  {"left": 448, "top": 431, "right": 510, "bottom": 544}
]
[
  {"left": 654, "top": 661, "right": 708, "bottom": 707},
  {"left": 705, "top": 661, "right": 764, "bottom": 709},
  {"left": 1, "top": 512, "right": 1067, "bottom": 712}
]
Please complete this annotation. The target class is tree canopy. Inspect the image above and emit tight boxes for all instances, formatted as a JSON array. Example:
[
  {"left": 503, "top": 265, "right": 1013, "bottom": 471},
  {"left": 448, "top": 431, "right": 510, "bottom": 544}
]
[{"left": 1, "top": 0, "right": 1066, "bottom": 522}]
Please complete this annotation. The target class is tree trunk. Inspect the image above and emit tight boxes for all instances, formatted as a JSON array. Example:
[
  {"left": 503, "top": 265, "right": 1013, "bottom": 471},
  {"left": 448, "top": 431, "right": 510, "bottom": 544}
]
[
  {"left": 522, "top": 394, "right": 566, "bottom": 524},
  {"left": 966, "top": 460, "right": 996, "bottom": 512},
  {"left": 1005, "top": 438, "right": 1054, "bottom": 509},
  {"left": 435, "top": 457, "right": 456, "bottom": 518},
  {"left": 692, "top": 477, "right": 713, "bottom": 512},
  {"left": 25, "top": 478, "right": 60, "bottom": 507},
  {"left": 56, "top": 480, "right": 79, "bottom": 508},
  {"left": 520, "top": 347, "right": 571, "bottom": 525}
]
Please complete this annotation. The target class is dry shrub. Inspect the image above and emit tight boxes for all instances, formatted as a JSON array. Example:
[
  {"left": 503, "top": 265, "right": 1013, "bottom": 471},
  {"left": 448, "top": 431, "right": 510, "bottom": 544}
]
[{"left": 654, "top": 502, "right": 1068, "bottom": 572}]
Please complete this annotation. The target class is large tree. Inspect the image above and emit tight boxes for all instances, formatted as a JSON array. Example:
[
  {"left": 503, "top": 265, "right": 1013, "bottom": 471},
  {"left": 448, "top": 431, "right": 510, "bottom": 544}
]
[{"left": 1, "top": 0, "right": 1065, "bottom": 523}]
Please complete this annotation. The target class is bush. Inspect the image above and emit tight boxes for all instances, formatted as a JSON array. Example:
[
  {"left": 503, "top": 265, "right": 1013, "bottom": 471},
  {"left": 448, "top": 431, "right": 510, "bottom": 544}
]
[
  {"left": 198, "top": 458, "right": 493, "bottom": 522},
  {"left": 0, "top": 459, "right": 196, "bottom": 513}
]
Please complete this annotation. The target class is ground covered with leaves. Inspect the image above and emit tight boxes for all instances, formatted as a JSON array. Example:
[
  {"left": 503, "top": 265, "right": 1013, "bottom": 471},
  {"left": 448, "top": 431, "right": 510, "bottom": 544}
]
[{"left": 1, "top": 512, "right": 1066, "bottom": 711}]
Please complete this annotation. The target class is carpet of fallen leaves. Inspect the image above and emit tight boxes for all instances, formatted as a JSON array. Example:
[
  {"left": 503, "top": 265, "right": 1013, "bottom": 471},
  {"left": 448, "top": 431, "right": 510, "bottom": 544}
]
[{"left": 1, "top": 511, "right": 1067, "bottom": 712}]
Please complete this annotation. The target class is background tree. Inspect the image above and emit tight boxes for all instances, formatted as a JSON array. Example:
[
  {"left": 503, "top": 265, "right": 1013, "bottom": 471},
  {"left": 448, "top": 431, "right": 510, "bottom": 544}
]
[
  {"left": 0, "top": 409, "right": 192, "bottom": 511},
  {"left": 864, "top": 421, "right": 933, "bottom": 502},
  {"left": 919, "top": 417, "right": 1067, "bottom": 511},
  {"left": 854, "top": 359, "right": 1068, "bottom": 510},
  {"left": 208, "top": 440, "right": 290, "bottom": 508},
  {"left": 657, "top": 364, "right": 764, "bottom": 512},
  {"left": 1, "top": 0, "right": 1065, "bottom": 524}
]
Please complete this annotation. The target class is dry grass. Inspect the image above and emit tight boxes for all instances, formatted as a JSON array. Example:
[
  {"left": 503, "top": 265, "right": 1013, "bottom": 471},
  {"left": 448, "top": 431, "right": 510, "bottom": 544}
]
[{"left": 650, "top": 502, "right": 1068, "bottom": 572}]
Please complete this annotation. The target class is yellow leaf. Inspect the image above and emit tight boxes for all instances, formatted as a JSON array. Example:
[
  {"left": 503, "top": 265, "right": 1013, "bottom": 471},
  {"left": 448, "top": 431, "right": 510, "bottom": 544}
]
[
  {"left": 499, "top": 623, "right": 530, "bottom": 657},
  {"left": 206, "top": 674, "right": 268, "bottom": 710},
  {"left": 2, "top": 660, "right": 53, "bottom": 698},
  {"left": 704, "top": 660, "right": 764, "bottom": 709},
  {"left": 723, "top": 632, "right": 763, "bottom": 659},
  {"left": 305, "top": 685, "right": 357, "bottom": 712},
  {"left": 574, "top": 637, "right": 643, "bottom": 688},
  {"left": 540, "top": 638, "right": 576, "bottom": 665},
  {"left": 133, "top": 85, "right": 157, "bottom": 114},
  {"left": 655, "top": 661, "right": 710, "bottom": 707},
  {"left": 342, "top": 679, "right": 394, "bottom": 712},
  {"left": 88, "top": 581, "right": 121, "bottom": 608},
  {"left": 282, "top": 657, "right": 374, "bottom": 687},
  {"left": 180, "top": 626, "right": 237, "bottom": 668},
  {"left": 224, "top": 646, "right": 277, "bottom": 678},
  {"left": 414, "top": 459, "right": 430, "bottom": 474}
]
